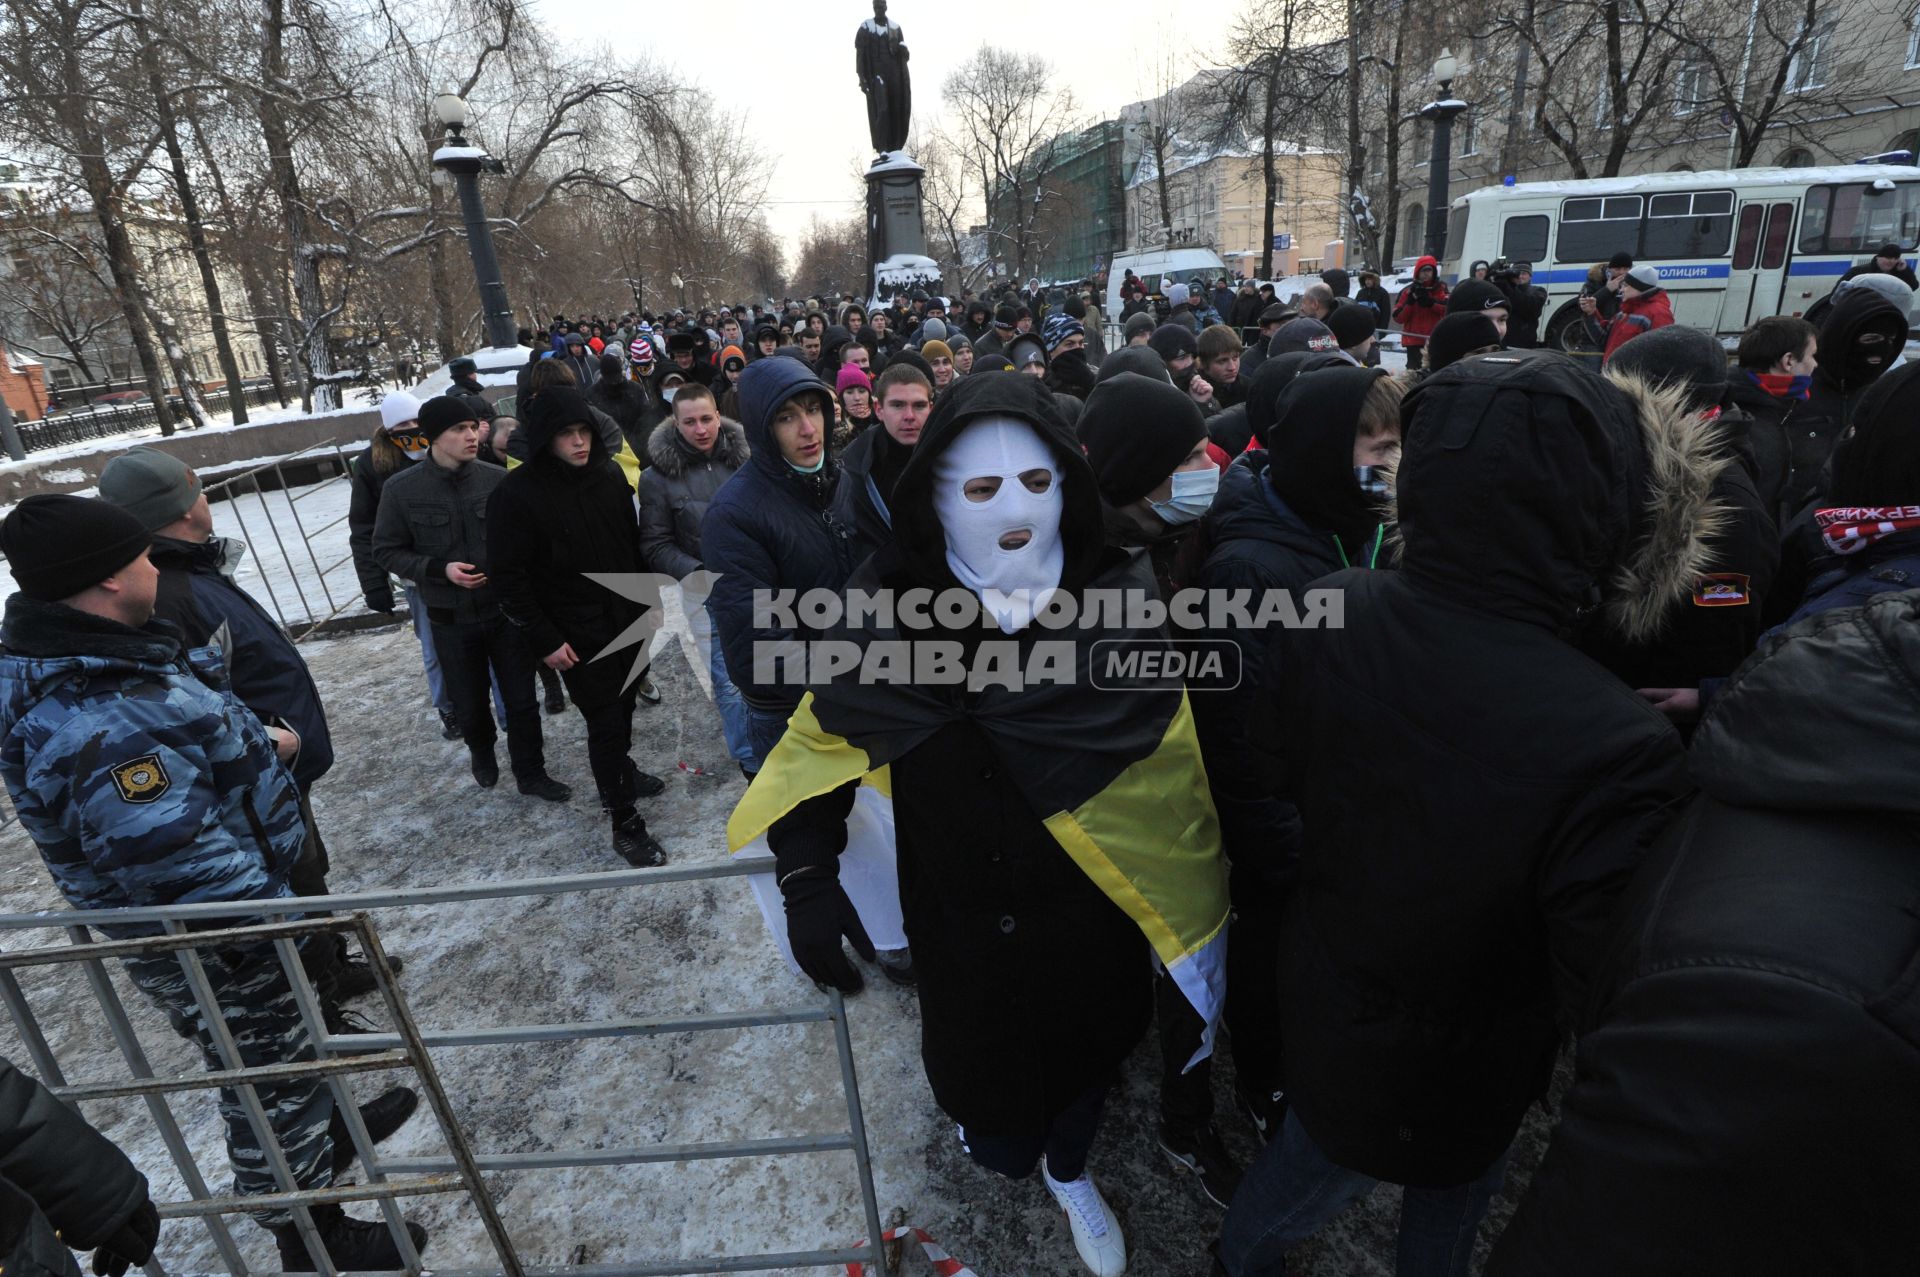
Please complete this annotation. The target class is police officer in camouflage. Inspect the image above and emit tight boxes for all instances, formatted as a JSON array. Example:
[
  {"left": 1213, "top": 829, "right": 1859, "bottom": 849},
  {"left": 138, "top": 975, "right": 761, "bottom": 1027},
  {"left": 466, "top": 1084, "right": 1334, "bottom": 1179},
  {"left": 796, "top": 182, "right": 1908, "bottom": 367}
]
[{"left": 0, "top": 494, "right": 429, "bottom": 1271}]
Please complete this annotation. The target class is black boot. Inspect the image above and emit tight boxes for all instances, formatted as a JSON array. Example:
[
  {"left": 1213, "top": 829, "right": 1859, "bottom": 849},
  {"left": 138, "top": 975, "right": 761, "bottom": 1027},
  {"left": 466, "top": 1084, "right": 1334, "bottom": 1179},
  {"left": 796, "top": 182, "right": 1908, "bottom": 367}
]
[
  {"left": 328, "top": 1086, "right": 421, "bottom": 1178},
  {"left": 437, "top": 708, "right": 460, "bottom": 740},
  {"left": 1158, "top": 1121, "right": 1244, "bottom": 1210},
  {"left": 516, "top": 773, "right": 572, "bottom": 802},
  {"left": 611, "top": 814, "right": 667, "bottom": 867},
  {"left": 330, "top": 954, "right": 404, "bottom": 1002},
  {"left": 539, "top": 666, "right": 567, "bottom": 715},
  {"left": 626, "top": 758, "right": 666, "bottom": 799},
  {"left": 471, "top": 747, "right": 499, "bottom": 789},
  {"left": 272, "top": 1203, "right": 429, "bottom": 1272}
]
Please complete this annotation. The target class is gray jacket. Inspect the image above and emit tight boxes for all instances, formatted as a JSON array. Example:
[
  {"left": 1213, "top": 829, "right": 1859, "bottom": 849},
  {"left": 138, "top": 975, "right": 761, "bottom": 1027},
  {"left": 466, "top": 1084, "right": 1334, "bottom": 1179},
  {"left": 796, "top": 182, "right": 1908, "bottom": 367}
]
[
  {"left": 371, "top": 456, "right": 507, "bottom": 622},
  {"left": 638, "top": 417, "right": 749, "bottom": 578}
]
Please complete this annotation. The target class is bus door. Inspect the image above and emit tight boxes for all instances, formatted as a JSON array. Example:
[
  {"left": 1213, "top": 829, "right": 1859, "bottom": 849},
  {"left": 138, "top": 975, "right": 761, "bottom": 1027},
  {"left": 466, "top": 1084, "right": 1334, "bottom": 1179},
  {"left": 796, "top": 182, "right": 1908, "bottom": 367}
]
[{"left": 1727, "top": 199, "right": 1796, "bottom": 328}]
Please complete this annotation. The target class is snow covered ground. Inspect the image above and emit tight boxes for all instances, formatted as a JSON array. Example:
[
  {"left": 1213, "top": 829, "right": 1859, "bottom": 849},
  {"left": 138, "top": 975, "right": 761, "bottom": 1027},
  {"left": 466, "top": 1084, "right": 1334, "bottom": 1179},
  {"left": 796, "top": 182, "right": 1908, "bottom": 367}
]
[{"left": 0, "top": 612, "right": 1560, "bottom": 1276}]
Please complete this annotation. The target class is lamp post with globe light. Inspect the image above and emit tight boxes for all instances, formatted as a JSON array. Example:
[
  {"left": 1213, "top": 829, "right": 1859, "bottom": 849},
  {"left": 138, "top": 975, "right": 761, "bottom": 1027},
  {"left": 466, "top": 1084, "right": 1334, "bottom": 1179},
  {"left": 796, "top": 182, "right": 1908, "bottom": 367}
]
[
  {"left": 1419, "top": 50, "right": 1469, "bottom": 260},
  {"left": 430, "top": 92, "right": 518, "bottom": 350}
]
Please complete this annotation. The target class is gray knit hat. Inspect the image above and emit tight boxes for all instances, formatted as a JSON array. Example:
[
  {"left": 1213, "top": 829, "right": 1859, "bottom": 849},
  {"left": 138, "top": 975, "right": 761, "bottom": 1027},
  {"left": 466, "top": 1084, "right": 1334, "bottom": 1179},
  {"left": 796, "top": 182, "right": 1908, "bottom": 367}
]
[{"left": 98, "top": 447, "right": 202, "bottom": 532}]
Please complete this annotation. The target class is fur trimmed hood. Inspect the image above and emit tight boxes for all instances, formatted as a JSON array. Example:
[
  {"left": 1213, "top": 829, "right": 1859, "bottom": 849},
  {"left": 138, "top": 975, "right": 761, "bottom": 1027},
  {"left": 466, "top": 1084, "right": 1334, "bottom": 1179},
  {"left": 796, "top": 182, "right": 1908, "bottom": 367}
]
[
  {"left": 1394, "top": 350, "right": 1726, "bottom": 644},
  {"left": 645, "top": 416, "right": 749, "bottom": 478},
  {"left": 1599, "top": 371, "right": 1730, "bottom": 644}
]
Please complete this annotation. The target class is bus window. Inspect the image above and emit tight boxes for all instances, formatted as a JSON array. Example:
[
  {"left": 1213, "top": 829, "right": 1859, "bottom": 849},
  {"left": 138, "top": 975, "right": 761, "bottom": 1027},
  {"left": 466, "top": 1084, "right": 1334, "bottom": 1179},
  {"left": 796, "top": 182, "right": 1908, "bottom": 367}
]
[
  {"left": 1798, "top": 182, "right": 1920, "bottom": 253},
  {"left": 1761, "top": 202, "right": 1792, "bottom": 269},
  {"left": 1732, "top": 205, "right": 1763, "bottom": 269},
  {"left": 1641, "top": 191, "right": 1734, "bottom": 258},
  {"left": 1443, "top": 203, "right": 1472, "bottom": 264},
  {"left": 1558, "top": 195, "right": 1643, "bottom": 262},
  {"left": 1501, "top": 215, "right": 1550, "bottom": 263}
]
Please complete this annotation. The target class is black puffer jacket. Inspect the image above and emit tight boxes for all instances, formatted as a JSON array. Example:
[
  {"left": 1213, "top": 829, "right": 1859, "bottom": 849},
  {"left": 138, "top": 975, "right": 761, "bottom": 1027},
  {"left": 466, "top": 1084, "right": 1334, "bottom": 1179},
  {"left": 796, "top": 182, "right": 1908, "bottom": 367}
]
[
  {"left": 1491, "top": 589, "right": 1920, "bottom": 1275},
  {"left": 829, "top": 422, "right": 913, "bottom": 567},
  {"left": 1, "top": 1054, "right": 148, "bottom": 1277},
  {"left": 1722, "top": 372, "right": 1803, "bottom": 526},
  {"left": 1261, "top": 352, "right": 1701, "bottom": 1188},
  {"left": 487, "top": 393, "right": 646, "bottom": 708},
  {"left": 636, "top": 416, "right": 748, "bottom": 579},
  {"left": 346, "top": 441, "right": 412, "bottom": 611}
]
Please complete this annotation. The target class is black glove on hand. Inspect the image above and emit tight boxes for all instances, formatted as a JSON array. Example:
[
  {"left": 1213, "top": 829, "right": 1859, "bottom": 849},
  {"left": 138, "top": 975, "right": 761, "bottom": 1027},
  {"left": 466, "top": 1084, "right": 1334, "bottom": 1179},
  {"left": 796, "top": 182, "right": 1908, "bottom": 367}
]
[
  {"left": 366, "top": 588, "right": 395, "bottom": 614},
  {"left": 781, "top": 870, "right": 874, "bottom": 993},
  {"left": 92, "top": 1199, "right": 160, "bottom": 1277}
]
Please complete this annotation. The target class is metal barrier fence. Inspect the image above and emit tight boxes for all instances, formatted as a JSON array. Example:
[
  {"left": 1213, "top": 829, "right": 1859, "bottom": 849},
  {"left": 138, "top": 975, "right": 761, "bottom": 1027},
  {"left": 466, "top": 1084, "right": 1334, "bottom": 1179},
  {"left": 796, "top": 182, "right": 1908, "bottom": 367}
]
[
  {"left": 0, "top": 863, "right": 891, "bottom": 1276},
  {"left": 25, "top": 386, "right": 291, "bottom": 452},
  {"left": 199, "top": 438, "right": 368, "bottom": 641}
]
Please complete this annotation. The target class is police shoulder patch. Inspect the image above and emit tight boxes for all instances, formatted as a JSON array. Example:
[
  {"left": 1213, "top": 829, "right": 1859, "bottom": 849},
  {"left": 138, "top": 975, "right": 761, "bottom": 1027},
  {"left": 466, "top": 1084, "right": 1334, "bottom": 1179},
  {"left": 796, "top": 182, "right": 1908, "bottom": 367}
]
[{"left": 111, "top": 753, "right": 172, "bottom": 804}]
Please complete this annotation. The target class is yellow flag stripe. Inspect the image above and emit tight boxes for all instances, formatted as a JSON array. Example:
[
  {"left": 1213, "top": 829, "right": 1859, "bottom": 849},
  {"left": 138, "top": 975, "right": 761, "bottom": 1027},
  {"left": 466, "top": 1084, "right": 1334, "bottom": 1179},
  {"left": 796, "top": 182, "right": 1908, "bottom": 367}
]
[
  {"left": 1042, "top": 693, "right": 1229, "bottom": 966},
  {"left": 726, "top": 693, "right": 892, "bottom": 853}
]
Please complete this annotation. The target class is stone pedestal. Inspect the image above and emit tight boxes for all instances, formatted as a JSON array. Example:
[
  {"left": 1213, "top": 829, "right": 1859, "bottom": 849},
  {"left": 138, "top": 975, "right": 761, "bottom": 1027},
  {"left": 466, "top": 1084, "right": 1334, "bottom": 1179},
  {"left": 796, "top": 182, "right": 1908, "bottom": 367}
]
[{"left": 866, "top": 151, "right": 928, "bottom": 300}]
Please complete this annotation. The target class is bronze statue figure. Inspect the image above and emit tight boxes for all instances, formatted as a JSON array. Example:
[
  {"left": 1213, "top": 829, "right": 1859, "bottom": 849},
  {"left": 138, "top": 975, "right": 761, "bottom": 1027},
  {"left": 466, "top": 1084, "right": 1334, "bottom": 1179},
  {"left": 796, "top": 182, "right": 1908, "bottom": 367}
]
[{"left": 856, "top": 0, "right": 911, "bottom": 155}]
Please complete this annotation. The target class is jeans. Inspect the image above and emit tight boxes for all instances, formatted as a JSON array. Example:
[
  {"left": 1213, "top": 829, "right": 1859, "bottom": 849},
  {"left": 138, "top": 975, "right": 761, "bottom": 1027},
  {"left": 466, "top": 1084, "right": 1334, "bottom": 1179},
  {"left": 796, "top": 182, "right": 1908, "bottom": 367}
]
[
  {"left": 432, "top": 613, "right": 545, "bottom": 782},
  {"left": 694, "top": 603, "right": 756, "bottom": 766},
  {"left": 408, "top": 584, "right": 506, "bottom": 723},
  {"left": 958, "top": 1083, "right": 1108, "bottom": 1183},
  {"left": 747, "top": 703, "right": 794, "bottom": 768},
  {"left": 1217, "top": 1111, "right": 1508, "bottom": 1277}
]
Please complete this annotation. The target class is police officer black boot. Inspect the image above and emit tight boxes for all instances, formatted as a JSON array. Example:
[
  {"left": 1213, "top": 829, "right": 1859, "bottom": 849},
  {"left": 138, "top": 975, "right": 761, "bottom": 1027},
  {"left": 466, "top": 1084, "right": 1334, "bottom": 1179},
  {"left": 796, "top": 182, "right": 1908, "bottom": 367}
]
[
  {"left": 328, "top": 1086, "right": 421, "bottom": 1178},
  {"left": 272, "top": 1204, "right": 429, "bottom": 1272}
]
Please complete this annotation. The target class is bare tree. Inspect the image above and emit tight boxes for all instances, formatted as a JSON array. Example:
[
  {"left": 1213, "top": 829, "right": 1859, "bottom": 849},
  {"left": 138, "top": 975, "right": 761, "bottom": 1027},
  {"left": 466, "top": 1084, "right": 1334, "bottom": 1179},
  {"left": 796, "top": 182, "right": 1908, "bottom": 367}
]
[
  {"left": 791, "top": 213, "right": 867, "bottom": 300},
  {"left": 0, "top": 201, "right": 125, "bottom": 384},
  {"left": 1223, "top": 0, "right": 1344, "bottom": 277},
  {"left": 939, "top": 46, "right": 1079, "bottom": 284}
]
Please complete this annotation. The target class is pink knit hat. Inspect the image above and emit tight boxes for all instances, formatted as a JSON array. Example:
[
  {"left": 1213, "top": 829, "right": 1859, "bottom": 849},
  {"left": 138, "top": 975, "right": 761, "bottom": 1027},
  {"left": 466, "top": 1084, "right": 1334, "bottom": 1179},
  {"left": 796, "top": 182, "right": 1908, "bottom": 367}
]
[{"left": 836, "top": 364, "right": 872, "bottom": 395}]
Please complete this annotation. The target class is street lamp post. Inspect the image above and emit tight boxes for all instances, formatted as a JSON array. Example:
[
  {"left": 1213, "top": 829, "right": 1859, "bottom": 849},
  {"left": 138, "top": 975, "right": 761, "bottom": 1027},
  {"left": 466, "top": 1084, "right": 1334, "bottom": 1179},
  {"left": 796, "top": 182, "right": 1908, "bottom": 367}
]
[
  {"left": 1419, "top": 50, "right": 1469, "bottom": 261},
  {"left": 430, "top": 92, "right": 518, "bottom": 351}
]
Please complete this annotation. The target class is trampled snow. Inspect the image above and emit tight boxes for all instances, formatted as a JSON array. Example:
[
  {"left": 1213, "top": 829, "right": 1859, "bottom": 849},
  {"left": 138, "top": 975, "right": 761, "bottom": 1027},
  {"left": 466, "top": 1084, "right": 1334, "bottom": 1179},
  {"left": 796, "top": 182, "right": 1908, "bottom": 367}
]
[{"left": 0, "top": 567, "right": 1558, "bottom": 1277}]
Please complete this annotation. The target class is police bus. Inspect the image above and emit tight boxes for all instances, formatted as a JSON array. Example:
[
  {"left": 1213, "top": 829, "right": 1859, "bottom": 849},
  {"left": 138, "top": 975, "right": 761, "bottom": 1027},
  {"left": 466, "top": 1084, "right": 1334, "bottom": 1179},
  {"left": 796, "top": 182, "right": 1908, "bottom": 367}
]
[{"left": 1440, "top": 163, "right": 1920, "bottom": 349}]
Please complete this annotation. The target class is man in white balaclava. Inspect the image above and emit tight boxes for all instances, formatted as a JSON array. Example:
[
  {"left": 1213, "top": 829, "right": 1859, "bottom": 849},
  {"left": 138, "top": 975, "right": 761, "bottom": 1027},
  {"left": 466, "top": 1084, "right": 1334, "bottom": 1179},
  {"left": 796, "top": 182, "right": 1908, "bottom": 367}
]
[{"left": 745, "top": 372, "right": 1230, "bottom": 1277}]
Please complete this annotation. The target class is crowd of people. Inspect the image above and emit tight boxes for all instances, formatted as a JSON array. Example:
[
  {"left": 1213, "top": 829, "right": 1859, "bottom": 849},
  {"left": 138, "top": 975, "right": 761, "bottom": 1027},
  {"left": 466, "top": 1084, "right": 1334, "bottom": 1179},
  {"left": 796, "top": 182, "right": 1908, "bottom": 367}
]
[{"left": 1, "top": 241, "right": 1917, "bottom": 1277}]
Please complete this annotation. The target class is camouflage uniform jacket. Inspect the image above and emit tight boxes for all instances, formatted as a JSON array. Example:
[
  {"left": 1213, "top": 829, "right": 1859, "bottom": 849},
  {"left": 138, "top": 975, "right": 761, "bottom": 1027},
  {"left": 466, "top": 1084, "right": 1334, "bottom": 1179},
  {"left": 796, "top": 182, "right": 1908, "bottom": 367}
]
[{"left": 0, "top": 595, "right": 305, "bottom": 938}]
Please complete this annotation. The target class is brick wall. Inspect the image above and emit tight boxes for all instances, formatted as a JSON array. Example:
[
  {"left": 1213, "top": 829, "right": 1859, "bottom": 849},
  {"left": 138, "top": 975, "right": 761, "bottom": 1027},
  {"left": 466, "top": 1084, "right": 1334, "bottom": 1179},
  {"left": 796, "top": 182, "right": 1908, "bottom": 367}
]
[{"left": 0, "top": 348, "right": 46, "bottom": 422}]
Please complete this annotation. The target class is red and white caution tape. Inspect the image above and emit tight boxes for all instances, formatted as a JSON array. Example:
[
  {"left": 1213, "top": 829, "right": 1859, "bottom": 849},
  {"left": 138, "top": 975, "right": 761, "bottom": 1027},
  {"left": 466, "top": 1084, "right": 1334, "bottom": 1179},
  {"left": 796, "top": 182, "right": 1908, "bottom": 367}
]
[{"left": 845, "top": 1225, "right": 978, "bottom": 1277}]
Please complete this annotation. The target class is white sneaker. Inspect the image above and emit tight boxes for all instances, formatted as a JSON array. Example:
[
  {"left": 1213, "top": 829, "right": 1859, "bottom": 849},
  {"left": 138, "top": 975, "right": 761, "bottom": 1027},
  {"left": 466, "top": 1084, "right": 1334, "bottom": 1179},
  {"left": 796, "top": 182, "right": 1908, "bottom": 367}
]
[{"left": 1042, "top": 1157, "right": 1127, "bottom": 1277}]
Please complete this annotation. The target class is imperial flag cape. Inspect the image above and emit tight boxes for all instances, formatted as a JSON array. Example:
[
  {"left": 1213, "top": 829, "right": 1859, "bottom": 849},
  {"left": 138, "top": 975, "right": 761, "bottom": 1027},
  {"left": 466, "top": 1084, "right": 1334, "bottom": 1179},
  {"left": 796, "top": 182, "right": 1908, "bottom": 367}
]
[{"left": 727, "top": 550, "right": 1231, "bottom": 1064}]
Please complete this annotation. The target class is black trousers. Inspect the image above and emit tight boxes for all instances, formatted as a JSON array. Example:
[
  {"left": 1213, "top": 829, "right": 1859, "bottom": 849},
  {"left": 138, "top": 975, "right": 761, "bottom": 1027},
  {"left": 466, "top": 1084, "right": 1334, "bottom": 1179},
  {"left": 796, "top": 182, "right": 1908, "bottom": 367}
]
[
  {"left": 573, "top": 685, "right": 642, "bottom": 815},
  {"left": 1157, "top": 896, "right": 1287, "bottom": 1131},
  {"left": 432, "top": 614, "right": 544, "bottom": 781},
  {"left": 959, "top": 1082, "right": 1107, "bottom": 1183},
  {"left": 1404, "top": 344, "right": 1426, "bottom": 371}
]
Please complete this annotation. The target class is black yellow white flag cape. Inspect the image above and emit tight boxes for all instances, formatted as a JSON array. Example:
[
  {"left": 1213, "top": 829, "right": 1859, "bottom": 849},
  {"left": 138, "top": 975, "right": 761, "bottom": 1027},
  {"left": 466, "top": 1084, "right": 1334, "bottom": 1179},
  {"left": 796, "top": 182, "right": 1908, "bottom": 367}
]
[{"left": 726, "top": 555, "right": 1231, "bottom": 1065}]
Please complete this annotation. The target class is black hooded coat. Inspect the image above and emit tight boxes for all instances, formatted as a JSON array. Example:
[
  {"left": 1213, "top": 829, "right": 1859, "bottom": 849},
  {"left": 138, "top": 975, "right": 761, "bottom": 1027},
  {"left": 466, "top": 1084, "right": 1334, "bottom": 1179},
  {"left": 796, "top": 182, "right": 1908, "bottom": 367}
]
[
  {"left": 486, "top": 388, "right": 647, "bottom": 709},
  {"left": 1256, "top": 351, "right": 1701, "bottom": 1187},
  {"left": 764, "top": 373, "right": 1160, "bottom": 1138}
]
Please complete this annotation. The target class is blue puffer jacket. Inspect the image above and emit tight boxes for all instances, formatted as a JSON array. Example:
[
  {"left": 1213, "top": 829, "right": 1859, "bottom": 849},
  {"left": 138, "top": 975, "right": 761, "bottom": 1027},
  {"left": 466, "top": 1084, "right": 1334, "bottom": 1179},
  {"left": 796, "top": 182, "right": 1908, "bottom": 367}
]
[
  {"left": 0, "top": 596, "right": 306, "bottom": 938},
  {"left": 700, "top": 356, "right": 855, "bottom": 710}
]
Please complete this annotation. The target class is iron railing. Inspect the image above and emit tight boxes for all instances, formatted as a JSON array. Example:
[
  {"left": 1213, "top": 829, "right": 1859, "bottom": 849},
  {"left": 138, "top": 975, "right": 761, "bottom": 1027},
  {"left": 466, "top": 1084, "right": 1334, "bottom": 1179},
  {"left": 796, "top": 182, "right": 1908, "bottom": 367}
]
[
  {"left": 0, "top": 862, "right": 892, "bottom": 1277},
  {"left": 24, "top": 386, "right": 292, "bottom": 452}
]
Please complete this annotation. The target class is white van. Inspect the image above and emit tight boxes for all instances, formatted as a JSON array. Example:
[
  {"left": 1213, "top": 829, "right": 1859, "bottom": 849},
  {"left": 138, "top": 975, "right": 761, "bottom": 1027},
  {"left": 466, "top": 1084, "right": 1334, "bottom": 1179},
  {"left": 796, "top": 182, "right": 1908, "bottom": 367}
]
[{"left": 1106, "top": 248, "right": 1230, "bottom": 319}]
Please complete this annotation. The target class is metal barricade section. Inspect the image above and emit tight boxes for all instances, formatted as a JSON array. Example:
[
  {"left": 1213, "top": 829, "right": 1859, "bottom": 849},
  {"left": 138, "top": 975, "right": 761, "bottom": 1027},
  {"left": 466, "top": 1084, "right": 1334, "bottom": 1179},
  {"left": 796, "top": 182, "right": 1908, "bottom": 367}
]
[{"left": 0, "top": 865, "right": 892, "bottom": 1277}]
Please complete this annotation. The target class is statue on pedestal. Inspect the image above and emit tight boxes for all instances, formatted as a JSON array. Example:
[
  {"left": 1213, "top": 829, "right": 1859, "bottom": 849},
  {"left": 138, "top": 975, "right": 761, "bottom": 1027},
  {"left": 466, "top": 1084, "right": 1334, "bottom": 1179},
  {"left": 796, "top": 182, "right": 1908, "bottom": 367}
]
[{"left": 856, "top": 0, "right": 911, "bottom": 155}]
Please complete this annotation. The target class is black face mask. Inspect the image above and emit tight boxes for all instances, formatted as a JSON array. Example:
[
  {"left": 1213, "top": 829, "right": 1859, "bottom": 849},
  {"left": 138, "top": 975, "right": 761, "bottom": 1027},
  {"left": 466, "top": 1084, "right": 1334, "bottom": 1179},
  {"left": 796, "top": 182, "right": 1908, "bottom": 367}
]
[{"left": 1849, "top": 334, "right": 1897, "bottom": 385}]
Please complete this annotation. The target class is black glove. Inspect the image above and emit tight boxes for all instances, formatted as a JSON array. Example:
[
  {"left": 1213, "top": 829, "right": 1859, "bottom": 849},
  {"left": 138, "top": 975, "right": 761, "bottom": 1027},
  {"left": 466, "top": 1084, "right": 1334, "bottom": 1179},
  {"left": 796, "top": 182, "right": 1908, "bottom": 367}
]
[
  {"left": 781, "top": 869, "right": 873, "bottom": 993},
  {"left": 365, "top": 588, "right": 395, "bottom": 614},
  {"left": 92, "top": 1200, "right": 160, "bottom": 1277},
  {"left": 1410, "top": 285, "right": 1429, "bottom": 304}
]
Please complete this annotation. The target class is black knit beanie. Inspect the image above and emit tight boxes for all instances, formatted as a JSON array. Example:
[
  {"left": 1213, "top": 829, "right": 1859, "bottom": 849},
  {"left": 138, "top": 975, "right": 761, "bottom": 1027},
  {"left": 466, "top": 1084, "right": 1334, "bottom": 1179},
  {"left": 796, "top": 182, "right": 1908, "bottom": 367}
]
[
  {"left": 417, "top": 394, "right": 481, "bottom": 441},
  {"left": 1081, "top": 373, "right": 1206, "bottom": 506},
  {"left": 1428, "top": 313, "right": 1504, "bottom": 371},
  {"left": 1, "top": 494, "right": 151, "bottom": 601}
]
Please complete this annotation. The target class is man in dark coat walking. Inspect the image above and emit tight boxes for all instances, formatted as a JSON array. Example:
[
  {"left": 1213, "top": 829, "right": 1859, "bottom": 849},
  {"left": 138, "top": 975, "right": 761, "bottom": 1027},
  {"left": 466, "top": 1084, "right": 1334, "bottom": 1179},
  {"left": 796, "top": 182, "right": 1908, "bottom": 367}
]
[
  {"left": 1216, "top": 350, "right": 1719, "bottom": 1274},
  {"left": 488, "top": 386, "right": 668, "bottom": 866}
]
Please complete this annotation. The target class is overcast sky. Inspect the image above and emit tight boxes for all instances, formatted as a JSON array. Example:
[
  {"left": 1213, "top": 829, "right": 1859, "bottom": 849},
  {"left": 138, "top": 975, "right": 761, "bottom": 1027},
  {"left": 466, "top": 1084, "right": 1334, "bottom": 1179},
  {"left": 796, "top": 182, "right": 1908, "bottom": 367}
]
[{"left": 525, "top": 3, "right": 1213, "bottom": 253}]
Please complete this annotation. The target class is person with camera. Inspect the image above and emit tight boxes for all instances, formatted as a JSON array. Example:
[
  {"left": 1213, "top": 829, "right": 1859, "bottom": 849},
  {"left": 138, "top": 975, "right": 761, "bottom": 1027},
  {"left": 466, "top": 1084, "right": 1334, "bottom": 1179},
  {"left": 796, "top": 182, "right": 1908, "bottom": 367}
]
[
  {"left": 1390, "top": 256, "right": 1449, "bottom": 372},
  {"left": 1494, "top": 261, "right": 1548, "bottom": 349}
]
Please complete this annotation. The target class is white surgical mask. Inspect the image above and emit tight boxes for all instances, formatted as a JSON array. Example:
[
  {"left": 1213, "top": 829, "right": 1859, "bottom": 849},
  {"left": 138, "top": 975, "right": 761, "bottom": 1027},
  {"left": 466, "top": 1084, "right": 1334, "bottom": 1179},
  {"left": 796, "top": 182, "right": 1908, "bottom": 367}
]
[
  {"left": 933, "top": 417, "right": 1064, "bottom": 633},
  {"left": 1149, "top": 465, "right": 1219, "bottom": 525}
]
